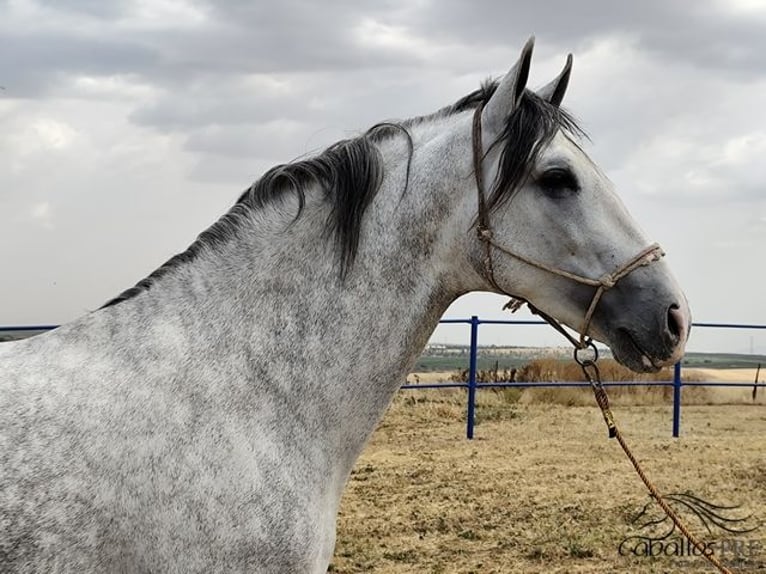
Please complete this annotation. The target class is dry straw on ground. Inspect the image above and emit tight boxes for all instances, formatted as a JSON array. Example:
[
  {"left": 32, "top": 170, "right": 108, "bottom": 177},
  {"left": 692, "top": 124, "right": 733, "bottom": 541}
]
[{"left": 332, "top": 365, "right": 766, "bottom": 574}]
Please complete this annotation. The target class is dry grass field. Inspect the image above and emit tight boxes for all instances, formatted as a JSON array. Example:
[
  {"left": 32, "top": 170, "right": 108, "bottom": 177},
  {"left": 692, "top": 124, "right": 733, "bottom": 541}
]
[{"left": 331, "top": 371, "right": 766, "bottom": 574}]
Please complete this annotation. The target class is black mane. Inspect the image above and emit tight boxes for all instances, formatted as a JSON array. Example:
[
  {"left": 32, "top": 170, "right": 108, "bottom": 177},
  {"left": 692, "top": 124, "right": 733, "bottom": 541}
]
[
  {"left": 102, "top": 80, "right": 584, "bottom": 308},
  {"left": 407, "top": 80, "right": 585, "bottom": 212}
]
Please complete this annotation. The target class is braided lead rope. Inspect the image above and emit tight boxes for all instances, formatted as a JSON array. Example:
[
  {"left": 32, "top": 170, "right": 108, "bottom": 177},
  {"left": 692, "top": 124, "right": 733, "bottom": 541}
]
[
  {"left": 472, "top": 103, "right": 734, "bottom": 574},
  {"left": 576, "top": 348, "right": 735, "bottom": 574}
]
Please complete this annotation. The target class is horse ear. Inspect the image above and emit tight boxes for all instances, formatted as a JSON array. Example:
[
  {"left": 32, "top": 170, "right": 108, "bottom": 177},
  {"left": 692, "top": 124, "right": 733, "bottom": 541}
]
[
  {"left": 537, "top": 54, "right": 573, "bottom": 107},
  {"left": 482, "top": 36, "right": 535, "bottom": 133}
]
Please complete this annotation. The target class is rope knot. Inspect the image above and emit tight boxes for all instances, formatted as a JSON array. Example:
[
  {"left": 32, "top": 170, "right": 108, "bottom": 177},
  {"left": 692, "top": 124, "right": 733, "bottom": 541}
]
[
  {"left": 598, "top": 273, "right": 616, "bottom": 289},
  {"left": 639, "top": 245, "right": 665, "bottom": 266},
  {"left": 477, "top": 227, "right": 493, "bottom": 241}
]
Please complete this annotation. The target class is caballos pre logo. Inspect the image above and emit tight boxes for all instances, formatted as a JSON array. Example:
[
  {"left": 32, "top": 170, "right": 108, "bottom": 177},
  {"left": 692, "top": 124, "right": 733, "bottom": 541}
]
[{"left": 619, "top": 492, "right": 762, "bottom": 564}]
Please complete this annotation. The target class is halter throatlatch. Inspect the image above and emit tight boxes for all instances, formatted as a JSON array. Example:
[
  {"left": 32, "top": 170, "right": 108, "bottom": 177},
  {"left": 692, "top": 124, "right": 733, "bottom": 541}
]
[{"left": 471, "top": 105, "right": 665, "bottom": 348}]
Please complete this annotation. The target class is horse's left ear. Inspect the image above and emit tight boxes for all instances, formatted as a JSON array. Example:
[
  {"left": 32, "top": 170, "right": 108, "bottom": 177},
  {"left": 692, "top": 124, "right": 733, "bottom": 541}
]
[
  {"left": 482, "top": 37, "right": 535, "bottom": 134},
  {"left": 537, "top": 53, "right": 573, "bottom": 107}
]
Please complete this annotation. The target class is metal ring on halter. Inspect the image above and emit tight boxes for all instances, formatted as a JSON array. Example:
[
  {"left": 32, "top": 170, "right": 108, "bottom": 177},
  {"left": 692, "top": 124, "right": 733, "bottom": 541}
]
[{"left": 574, "top": 340, "right": 599, "bottom": 367}]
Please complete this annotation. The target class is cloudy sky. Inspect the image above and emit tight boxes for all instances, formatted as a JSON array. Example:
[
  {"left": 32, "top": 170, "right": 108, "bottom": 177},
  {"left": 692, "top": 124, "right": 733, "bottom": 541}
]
[{"left": 2, "top": 0, "right": 765, "bottom": 353}]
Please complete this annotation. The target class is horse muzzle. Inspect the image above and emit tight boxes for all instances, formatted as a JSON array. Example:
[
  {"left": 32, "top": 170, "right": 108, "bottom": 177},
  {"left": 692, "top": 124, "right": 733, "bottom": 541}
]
[{"left": 592, "top": 268, "right": 691, "bottom": 373}]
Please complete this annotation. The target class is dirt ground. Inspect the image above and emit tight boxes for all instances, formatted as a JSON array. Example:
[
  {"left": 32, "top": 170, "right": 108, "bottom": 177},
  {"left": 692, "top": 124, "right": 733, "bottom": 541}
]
[
  {"left": 331, "top": 385, "right": 766, "bottom": 573},
  {"left": 694, "top": 368, "right": 762, "bottom": 383}
]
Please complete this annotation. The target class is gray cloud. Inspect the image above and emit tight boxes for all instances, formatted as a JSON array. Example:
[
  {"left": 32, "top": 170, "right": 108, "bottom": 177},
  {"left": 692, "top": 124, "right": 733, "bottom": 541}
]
[
  {"left": 1, "top": 0, "right": 421, "bottom": 99},
  {"left": 409, "top": 0, "right": 766, "bottom": 77},
  {"left": 1, "top": 0, "right": 765, "bottom": 351},
  {"left": 1, "top": 31, "right": 157, "bottom": 96}
]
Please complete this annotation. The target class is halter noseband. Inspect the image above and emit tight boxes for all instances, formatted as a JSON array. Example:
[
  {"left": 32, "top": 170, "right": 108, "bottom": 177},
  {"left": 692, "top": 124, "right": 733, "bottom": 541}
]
[{"left": 471, "top": 105, "right": 665, "bottom": 348}]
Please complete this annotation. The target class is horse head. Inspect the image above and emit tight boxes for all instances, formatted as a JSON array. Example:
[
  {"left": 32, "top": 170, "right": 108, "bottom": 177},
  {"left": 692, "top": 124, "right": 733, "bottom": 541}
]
[{"left": 469, "top": 38, "right": 690, "bottom": 372}]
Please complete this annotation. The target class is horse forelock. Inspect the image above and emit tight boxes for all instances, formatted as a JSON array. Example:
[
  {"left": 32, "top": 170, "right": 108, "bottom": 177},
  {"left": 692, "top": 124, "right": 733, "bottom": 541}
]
[
  {"left": 488, "top": 87, "right": 587, "bottom": 213},
  {"left": 102, "top": 79, "right": 585, "bottom": 309}
]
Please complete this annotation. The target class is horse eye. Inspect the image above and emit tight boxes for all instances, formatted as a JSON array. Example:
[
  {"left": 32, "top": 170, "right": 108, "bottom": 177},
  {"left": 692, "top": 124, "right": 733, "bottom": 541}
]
[{"left": 537, "top": 168, "right": 578, "bottom": 196}]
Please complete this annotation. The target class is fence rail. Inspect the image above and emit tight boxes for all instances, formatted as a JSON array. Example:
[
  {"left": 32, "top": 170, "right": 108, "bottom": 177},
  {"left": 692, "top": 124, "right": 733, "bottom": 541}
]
[
  {"left": 402, "top": 317, "right": 766, "bottom": 439},
  {"left": 2, "top": 318, "right": 765, "bottom": 439}
]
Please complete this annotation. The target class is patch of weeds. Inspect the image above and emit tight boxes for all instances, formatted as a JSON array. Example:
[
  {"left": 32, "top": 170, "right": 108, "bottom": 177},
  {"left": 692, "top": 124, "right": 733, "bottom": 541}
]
[
  {"left": 614, "top": 501, "right": 643, "bottom": 525},
  {"left": 349, "top": 463, "right": 375, "bottom": 482},
  {"left": 457, "top": 529, "right": 481, "bottom": 540},
  {"left": 566, "top": 540, "right": 594, "bottom": 558},
  {"left": 500, "top": 388, "right": 523, "bottom": 404},
  {"left": 475, "top": 404, "right": 519, "bottom": 424},
  {"left": 434, "top": 516, "right": 449, "bottom": 534},
  {"left": 403, "top": 395, "right": 430, "bottom": 406},
  {"left": 495, "top": 538, "right": 518, "bottom": 551},
  {"left": 524, "top": 547, "right": 549, "bottom": 560},
  {"left": 382, "top": 549, "right": 418, "bottom": 563}
]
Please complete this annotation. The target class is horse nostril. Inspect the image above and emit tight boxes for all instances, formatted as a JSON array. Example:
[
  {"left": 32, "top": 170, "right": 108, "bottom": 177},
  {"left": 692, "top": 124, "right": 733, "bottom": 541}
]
[{"left": 667, "top": 304, "right": 685, "bottom": 343}]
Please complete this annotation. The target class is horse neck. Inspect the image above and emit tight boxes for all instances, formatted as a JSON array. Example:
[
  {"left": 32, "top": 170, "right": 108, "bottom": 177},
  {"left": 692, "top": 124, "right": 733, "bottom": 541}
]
[{"left": 93, "top": 113, "right": 478, "bottom": 461}]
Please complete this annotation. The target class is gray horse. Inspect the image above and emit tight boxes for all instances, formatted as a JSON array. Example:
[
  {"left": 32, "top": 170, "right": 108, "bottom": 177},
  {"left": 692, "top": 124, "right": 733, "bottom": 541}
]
[{"left": 0, "top": 39, "right": 690, "bottom": 573}]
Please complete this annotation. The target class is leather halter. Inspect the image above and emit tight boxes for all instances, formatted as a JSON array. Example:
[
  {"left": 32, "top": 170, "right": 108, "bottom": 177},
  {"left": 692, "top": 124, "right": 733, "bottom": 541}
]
[{"left": 471, "top": 105, "right": 665, "bottom": 348}]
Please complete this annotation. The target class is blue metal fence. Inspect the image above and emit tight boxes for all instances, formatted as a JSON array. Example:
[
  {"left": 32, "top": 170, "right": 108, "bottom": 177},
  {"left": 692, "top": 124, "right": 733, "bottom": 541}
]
[
  {"left": 402, "top": 317, "right": 766, "bottom": 439},
  {"left": 2, "top": 319, "right": 764, "bottom": 439}
]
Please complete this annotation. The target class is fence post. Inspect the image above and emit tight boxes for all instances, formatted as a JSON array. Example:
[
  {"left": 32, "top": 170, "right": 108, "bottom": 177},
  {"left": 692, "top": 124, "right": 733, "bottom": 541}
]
[
  {"left": 672, "top": 361, "right": 682, "bottom": 438},
  {"left": 466, "top": 316, "right": 479, "bottom": 439}
]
